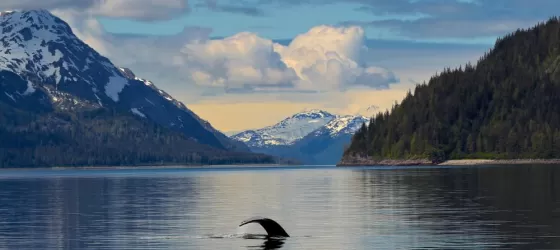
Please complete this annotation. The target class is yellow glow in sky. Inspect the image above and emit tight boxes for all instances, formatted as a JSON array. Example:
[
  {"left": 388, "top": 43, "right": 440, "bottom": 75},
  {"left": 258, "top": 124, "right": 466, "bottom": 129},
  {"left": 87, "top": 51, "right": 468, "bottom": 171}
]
[{"left": 187, "top": 88, "right": 411, "bottom": 132}]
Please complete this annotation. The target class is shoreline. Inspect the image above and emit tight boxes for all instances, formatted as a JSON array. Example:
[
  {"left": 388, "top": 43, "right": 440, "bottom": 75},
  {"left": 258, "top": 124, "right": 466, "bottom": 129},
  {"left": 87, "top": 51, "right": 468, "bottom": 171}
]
[
  {"left": 3, "top": 158, "right": 560, "bottom": 170},
  {"left": 439, "top": 159, "right": 560, "bottom": 165},
  {"left": 337, "top": 156, "right": 560, "bottom": 167},
  {"left": 0, "top": 163, "right": 293, "bottom": 171}
]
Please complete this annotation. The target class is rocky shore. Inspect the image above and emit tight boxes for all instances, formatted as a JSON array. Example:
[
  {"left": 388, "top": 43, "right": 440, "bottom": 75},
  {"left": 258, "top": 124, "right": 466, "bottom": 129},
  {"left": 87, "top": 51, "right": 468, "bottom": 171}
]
[
  {"left": 337, "top": 155, "right": 560, "bottom": 167},
  {"left": 337, "top": 155, "right": 433, "bottom": 166},
  {"left": 440, "top": 159, "right": 560, "bottom": 165}
]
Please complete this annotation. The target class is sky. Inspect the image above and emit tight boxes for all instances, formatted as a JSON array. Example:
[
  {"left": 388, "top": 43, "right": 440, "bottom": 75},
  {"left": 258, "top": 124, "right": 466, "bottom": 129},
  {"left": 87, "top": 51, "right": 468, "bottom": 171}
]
[{"left": 0, "top": 0, "right": 558, "bottom": 133}]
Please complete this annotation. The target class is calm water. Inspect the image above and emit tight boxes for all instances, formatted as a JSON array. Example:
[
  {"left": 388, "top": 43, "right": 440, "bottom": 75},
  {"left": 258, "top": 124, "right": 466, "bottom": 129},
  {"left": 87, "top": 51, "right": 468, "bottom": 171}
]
[{"left": 0, "top": 165, "right": 560, "bottom": 249}]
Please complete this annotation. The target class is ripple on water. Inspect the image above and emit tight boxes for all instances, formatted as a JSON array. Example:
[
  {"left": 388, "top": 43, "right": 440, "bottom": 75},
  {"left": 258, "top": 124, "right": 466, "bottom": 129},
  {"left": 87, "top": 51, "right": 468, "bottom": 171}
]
[{"left": 0, "top": 165, "right": 560, "bottom": 249}]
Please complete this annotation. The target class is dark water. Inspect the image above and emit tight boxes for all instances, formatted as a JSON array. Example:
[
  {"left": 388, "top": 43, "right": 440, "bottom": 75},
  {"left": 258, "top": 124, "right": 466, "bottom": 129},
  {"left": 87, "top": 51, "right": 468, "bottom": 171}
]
[{"left": 0, "top": 165, "right": 559, "bottom": 249}]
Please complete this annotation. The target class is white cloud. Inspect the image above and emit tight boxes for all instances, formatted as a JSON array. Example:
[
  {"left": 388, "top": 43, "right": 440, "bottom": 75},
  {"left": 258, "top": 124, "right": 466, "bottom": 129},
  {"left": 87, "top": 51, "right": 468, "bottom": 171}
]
[
  {"left": 3, "top": 7, "right": 398, "bottom": 95},
  {"left": 175, "top": 25, "right": 398, "bottom": 92},
  {"left": 179, "top": 32, "right": 299, "bottom": 91},
  {"left": 0, "top": 0, "right": 92, "bottom": 10},
  {"left": 1, "top": 0, "right": 189, "bottom": 21},
  {"left": 89, "top": 0, "right": 189, "bottom": 21}
]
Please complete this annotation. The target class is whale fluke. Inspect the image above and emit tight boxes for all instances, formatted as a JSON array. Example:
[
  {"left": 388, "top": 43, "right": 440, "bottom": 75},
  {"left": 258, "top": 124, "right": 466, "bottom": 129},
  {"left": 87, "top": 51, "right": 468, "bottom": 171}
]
[{"left": 239, "top": 216, "right": 290, "bottom": 237}]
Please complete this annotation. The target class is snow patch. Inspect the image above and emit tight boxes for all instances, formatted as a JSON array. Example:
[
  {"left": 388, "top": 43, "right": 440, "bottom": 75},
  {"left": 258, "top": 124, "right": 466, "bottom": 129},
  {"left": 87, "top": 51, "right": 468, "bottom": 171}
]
[
  {"left": 231, "top": 110, "right": 336, "bottom": 146},
  {"left": 0, "top": 11, "right": 15, "bottom": 16},
  {"left": 4, "top": 92, "right": 15, "bottom": 101},
  {"left": 105, "top": 76, "right": 128, "bottom": 102},
  {"left": 94, "top": 93, "right": 103, "bottom": 106},
  {"left": 131, "top": 108, "right": 146, "bottom": 118},
  {"left": 232, "top": 110, "right": 369, "bottom": 147},
  {"left": 145, "top": 98, "right": 155, "bottom": 106},
  {"left": 322, "top": 115, "right": 368, "bottom": 136},
  {"left": 22, "top": 80, "right": 35, "bottom": 95}
]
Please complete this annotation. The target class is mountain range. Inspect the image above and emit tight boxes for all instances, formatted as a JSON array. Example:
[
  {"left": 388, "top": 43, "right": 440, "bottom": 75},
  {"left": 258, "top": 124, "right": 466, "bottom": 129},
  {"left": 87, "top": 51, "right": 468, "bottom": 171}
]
[
  {"left": 0, "top": 9, "right": 280, "bottom": 167},
  {"left": 231, "top": 110, "right": 368, "bottom": 164}
]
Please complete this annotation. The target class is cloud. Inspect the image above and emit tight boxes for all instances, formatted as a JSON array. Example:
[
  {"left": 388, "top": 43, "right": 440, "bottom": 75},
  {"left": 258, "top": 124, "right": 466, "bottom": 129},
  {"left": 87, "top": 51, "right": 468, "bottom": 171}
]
[
  {"left": 179, "top": 32, "right": 299, "bottom": 91},
  {"left": 0, "top": 0, "right": 267, "bottom": 19},
  {"left": 199, "top": 0, "right": 265, "bottom": 16},
  {"left": 89, "top": 0, "right": 189, "bottom": 21},
  {"left": 176, "top": 25, "right": 397, "bottom": 92},
  {"left": 0, "top": 0, "right": 93, "bottom": 10},
  {"left": 1, "top": 0, "right": 190, "bottom": 21},
  {"left": 42, "top": 8, "right": 398, "bottom": 95},
  {"left": 342, "top": 18, "right": 538, "bottom": 39},
  {"left": 279, "top": 25, "right": 398, "bottom": 91},
  {"left": 260, "top": 0, "right": 560, "bottom": 39},
  {"left": 347, "top": 0, "right": 550, "bottom": 39}
]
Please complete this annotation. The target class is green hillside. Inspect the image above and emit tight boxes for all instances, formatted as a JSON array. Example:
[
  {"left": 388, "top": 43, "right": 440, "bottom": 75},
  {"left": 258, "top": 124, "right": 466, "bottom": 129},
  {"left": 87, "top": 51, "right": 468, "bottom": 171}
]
[
  {"left": 0, "top": 103, "right": 278, "bottom": 168},
  {"left": 343, "top": 17, "right": 560, "bottom": 163}
]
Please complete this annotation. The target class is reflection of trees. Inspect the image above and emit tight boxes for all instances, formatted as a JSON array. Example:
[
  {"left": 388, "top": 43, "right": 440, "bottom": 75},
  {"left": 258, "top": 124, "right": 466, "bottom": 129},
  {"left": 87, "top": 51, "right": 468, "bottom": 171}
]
[
  {"left": 351, "top": 165, "right": 560, "bottom": 249},
  {"left": 0, "top": 175, "right": 200, "bottom": 249}
]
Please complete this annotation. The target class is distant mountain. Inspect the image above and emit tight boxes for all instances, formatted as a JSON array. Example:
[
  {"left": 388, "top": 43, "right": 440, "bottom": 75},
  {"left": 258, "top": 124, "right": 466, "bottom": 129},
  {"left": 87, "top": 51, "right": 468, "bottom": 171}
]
[
  {"left": 231, "top": 110, "right": 368, "bottom": 164},
  {"left": 0, "top": 9, "right": 275, "bottom": 167},
  {"left": 232, "top": 109, "right": 335, "bottom": 147},
  {"left": 341, "top": 17, "right": 560, "bottom": 165}
]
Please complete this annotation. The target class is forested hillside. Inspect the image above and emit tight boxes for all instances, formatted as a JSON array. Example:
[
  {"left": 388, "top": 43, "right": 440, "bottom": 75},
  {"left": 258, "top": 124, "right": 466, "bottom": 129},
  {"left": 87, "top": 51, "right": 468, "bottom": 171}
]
[
  {"left": 343, "top": 17, "right": 560, "bottom": 163},
  {"left": 0, "top": 10, "right": 285, "bottom": 168},
  {"left": 0, "top": 103, "right": 277, "bottom": 168}
]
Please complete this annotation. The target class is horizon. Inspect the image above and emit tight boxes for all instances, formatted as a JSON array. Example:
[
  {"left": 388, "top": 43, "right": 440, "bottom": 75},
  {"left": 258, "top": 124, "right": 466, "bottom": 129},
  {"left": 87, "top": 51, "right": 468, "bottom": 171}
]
[{"left": 0, "top": 1, "right": 556, "bottom": 132}]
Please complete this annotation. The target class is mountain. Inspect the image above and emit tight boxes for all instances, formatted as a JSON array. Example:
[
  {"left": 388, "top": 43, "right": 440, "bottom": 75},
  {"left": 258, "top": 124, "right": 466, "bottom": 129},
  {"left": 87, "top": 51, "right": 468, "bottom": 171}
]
[
  {"left": 0, "top": 9, "right": 274, "bottom": 167},
  {"left": 341, "top": 17, "right": 560, "bottom": 165},
  {"left": 231, "top": 110, "right": 368, "bottom": 164},
  {"left": 116, "top": 67, "right": 251, "bottom": 153},
  {"left": 232, "top": 109, "right": 335, "bottom": 147}
]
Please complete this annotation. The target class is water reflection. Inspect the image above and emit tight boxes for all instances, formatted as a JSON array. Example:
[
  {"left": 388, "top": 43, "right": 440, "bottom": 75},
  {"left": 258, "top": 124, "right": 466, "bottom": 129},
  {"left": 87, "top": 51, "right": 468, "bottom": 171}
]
[
  {"left": 0, "top": 165, "right": 559, "bottom": 249},
  {"left": 246, "top": 238, "right": 286, "bottom": 250}
]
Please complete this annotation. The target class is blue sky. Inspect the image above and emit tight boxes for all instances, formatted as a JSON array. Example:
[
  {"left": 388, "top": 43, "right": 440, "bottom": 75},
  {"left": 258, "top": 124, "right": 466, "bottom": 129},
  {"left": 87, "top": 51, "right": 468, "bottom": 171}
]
[
  {"left": 99, "top": 2, "right": 424, "bottom": 40},
  {"left": 97, "top": 0, "right": 500, "bottom": 46},
  {"left": 0, "top": 0, "right": 558, "bottom": 131},
  {"left": 93, "top": 0, "right": 542, "bottom": 45}
]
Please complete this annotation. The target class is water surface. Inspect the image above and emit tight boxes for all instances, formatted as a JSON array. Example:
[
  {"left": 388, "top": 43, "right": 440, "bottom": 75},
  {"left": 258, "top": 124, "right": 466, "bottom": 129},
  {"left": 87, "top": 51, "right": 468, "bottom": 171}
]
[{"left": 0, "top": 165, "right": 559, "bottom": 249}]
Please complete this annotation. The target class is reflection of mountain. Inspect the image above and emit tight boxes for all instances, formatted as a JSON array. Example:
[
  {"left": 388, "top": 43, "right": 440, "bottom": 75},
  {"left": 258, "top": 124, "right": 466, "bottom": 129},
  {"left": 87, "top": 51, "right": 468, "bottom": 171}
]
[
  {"left": 1, "top": 166, "right": 559, "bottom": 248},
  {"left": 0, "top": 175, "right": 202, "bottom": 249},
  {"left": 231, "top": 110, "right": 368, "bottom": 164}
]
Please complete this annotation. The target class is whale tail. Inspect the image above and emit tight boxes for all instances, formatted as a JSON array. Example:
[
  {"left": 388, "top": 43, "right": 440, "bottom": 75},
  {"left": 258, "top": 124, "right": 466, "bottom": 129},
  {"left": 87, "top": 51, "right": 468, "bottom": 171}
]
[{"left": 239, "top": 216, "right": 290, "bottom": 237}]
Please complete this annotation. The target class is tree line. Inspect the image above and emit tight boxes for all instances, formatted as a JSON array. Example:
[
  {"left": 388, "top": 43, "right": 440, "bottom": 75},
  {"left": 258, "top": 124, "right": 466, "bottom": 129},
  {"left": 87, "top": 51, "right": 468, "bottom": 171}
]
[
  {"left": 0, "top": 103, "right": 278, "bottom": 168},
  {"left": 344, "top": 17, "right": 560, "bottom": 162}
]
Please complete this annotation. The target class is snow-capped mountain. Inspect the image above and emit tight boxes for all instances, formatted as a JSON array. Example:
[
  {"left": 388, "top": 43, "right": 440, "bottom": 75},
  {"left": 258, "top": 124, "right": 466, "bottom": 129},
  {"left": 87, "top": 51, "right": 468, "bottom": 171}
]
[
  {"left": 115, "top": 67, "right": 251, "bottom": 152},
  {"left": 0, "top": 9, "right": 247, "bottom": 152},
  {"left": 231, "top": 110, "right": 368, "bottom": 164},
  {"left": 232, "top": 109, "right": 335, "bottom": 147},
  {"left": 311, "top": 115, "right": 369, "bottom": 137}
]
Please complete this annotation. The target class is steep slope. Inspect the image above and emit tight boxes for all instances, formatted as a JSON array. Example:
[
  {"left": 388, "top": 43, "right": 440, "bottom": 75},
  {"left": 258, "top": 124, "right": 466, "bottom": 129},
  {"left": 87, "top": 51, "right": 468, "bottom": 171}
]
[
  {"left": 232, "top": 111, "right": 367, "bottom": 164},
  {"left": 0, "top": 9, "right": 275, "bottom": 167},
  {"left": 0, "top": 9, "right": 245, "bottom": 152},
  {"left": 0, "top": 102, "right": 275, "bottom": 168},
  {"left": 297, "top": 116, "right": 368, "bottom": 153},
  {"left": 341, "top": 17, "right": 560, "bottom": 165},
  {"left": 232, "top": 109, "right": 335, "bottom": 147},
  {"left": 117, "top": 68, "right": 251, "bottom": 152}
]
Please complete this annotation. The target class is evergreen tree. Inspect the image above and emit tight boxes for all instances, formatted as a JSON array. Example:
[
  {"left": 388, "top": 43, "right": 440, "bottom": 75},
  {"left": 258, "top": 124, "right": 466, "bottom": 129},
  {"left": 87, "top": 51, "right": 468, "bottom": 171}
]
[{"left": 343, "top": 17, "right": 560, "bottom": 162}]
